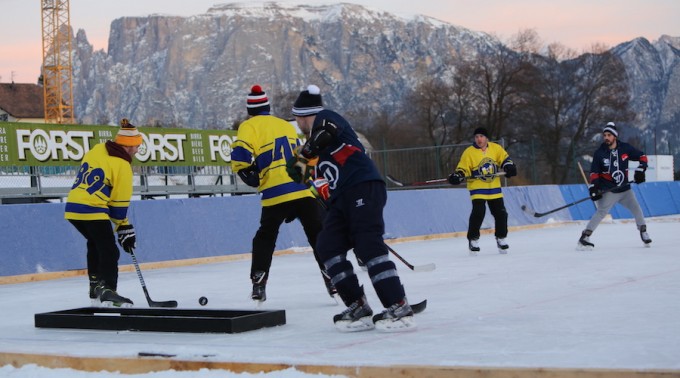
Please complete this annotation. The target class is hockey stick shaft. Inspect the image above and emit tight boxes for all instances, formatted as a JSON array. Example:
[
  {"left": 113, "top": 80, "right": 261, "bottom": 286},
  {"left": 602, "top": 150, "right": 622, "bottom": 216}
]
[
  {"left": 385, "top": 244, "right": 436, "bottom": 272},
  {"left": 522, "top": 184, "right": 623, "bottom": 218},
  {"left": 387, "top": 172, "right": 506, "bottom": 187},
  {"left": 130, "top": 250, "right": 178, "bottom": 308}
]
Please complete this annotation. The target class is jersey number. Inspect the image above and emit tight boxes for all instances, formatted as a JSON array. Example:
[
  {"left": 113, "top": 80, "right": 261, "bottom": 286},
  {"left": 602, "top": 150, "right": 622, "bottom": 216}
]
[{"left": 71, "top": 162, "right": 106, "bottom": 195}]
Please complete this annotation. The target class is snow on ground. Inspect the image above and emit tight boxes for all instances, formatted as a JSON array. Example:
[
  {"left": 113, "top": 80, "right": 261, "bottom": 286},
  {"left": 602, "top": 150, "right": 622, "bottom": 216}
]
[{"left": 1, "top": 217, "right": 680, "bottom": 377}]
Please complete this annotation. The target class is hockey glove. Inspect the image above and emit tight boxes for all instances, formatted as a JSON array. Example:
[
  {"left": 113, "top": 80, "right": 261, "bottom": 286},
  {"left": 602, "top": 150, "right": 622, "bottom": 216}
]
[
  {"left": 634, "top": 168, "right": 646, "bottom": 184},
  {"left": 309, "top": 178, "right": 330, "bottom": 201},
  {"left": 286, "top": 148, "right": 315, "bottom": 184},
  {"left": 447, "top": 171, "right": 465, "bottom": 185},
  {"left": 588, "top": 184, "right": 602, "bottom": 202},
  {"left": 117, "top": 224, "right": 137, "bottom": 254},
  {"left": 237, "top": 163, "right": 260, "bottom": 188},
  {"left": 503, "top": 164, "right": 517, "bottom": 178}
]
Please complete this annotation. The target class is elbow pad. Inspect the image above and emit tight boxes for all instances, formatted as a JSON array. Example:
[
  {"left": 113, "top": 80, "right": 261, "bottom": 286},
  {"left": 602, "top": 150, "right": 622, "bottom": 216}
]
[{"left": 301, "top": 120, "right": 337, "bottom": 158}]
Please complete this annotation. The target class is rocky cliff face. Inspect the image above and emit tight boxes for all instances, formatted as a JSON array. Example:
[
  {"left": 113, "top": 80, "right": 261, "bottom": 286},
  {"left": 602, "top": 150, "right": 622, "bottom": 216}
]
[
  {"left": 71, "top": 2, "right": 680, "bottom": 160},
  {"left": 71, "top": 3, "right": 498, "bottom": 128},
  {"left": 612, "top": 35, "right": 680, "bottom": 150}
]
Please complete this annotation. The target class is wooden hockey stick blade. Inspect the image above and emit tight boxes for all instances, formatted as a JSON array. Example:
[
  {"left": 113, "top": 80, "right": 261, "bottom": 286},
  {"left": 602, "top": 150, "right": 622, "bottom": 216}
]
[
  {"left": 148, "top": 299, "right": 178, "bottom": 308},
  {"left": 411, "top": 299, "right": 427, "bottom": 314},
  {"left": 413, "top": 263, "right": 436, "bottom": 272}
]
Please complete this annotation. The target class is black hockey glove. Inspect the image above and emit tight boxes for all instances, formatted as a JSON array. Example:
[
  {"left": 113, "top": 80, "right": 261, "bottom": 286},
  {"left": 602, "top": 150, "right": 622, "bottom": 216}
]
[
  {"left": 588, "top": 184, "right": 602, "bottom": 202},
  {"left": 634, "top": 168, "right": 646, "bottom": 184},
  {"left": 237, "top": 164, "right": 259, "bottom": 188},
  {"left": 117, "top": 224, "right": 136, "bottom": 254},
  {"left": 447, "top": 171, "right": 465, "bottom": 185},
  {"left": 503, "top": 164, "right": 517, "bottom": 178}
]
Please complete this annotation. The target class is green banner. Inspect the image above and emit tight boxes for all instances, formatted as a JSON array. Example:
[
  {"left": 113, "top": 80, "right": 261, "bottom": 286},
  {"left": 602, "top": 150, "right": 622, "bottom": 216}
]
[{"left": 0, "top": 122, "right": 238, "bottom": 166}]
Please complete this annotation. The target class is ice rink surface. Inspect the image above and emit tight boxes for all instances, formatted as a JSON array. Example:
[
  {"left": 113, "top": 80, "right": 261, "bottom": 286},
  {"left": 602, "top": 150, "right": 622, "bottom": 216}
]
[{"left": 1, "top": 217, "right": 680, "bottom": 377}]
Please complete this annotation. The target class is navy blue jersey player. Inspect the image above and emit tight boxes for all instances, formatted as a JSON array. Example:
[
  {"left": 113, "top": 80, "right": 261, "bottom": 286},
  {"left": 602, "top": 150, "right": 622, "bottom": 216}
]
[{"left": 287, "top": 85, "right": 416, "bottom": 332}]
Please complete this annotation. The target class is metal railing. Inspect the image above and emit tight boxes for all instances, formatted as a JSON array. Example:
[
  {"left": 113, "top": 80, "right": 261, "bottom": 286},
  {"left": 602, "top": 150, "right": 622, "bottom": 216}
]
[{"left": 0, "top": 165, "right": 256, "bottom": 203}]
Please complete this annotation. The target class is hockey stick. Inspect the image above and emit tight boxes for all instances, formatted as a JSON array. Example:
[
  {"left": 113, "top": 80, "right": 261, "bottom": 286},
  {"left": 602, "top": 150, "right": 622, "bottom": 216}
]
[
  {"left": 311, "top": 195, "right": 435, "bottom": 272},
  {"left": 386, "top": 171, "right": 506, "bottom": 187},
  {"left": 130, "top": 250, "right": 178, "bottom": 308},
  {"left": 386, "top": 244, "right": 436, "bottom": 272},
  {"left": 521, "top": 185, "right": 622, "bottom": 218}
]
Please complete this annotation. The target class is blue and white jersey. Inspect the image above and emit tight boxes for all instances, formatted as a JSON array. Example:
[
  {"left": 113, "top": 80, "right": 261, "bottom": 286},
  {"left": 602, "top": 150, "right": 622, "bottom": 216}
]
[{"left": 310, "top": 109, "right": 383, "bottom": 200}]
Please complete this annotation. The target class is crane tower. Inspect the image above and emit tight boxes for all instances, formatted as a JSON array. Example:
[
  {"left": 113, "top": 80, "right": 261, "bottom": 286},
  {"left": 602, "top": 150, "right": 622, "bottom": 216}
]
[{"left": 40, "top": 0, "right": 74, "bottom": 124}]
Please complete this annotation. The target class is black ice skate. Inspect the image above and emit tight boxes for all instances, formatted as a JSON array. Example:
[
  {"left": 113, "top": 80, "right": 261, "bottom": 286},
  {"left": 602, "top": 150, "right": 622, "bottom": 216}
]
[
  {"left": 251, "top": 271, "right": 267, "bottom": 302},
  {"left": 577, "top": 230, "right": 594, "bottom": 251},
  {"left": 468, "top": 239, "right": 480, "bottom": 255},
  {"left": 333, "top": 296, "right": 374, "bottom": 332},
  {"left": 88, "top": 275, "right": 98, "bottom": 305},
  {"left": 639, "top": 225, "right": 652, "bottom": 246},
  {"left": 373, "top": 298, "right": 416, "bottom": 332},
  {"left": 94, "top": 282, "right": 133, "bottom": 307},
  {"left": 496, "top": 237, "right": 509, "bottom": 254}
]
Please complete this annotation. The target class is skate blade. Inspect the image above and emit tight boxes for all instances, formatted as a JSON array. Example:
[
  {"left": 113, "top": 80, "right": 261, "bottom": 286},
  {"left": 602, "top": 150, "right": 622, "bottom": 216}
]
[
  {"left": 375, "top": 316, "right": 417, "bottom": 332},
  {"left": 468, "top": 250, "right": 479, "bottom": 256},
  {"left": 498, "top": 248, "right": 509, "bottom": 255},
  {"left": 576, "top": 244, "right": 593, "bottom": 251},
  {"left": 99, "top": 300, "right": 133, "bottom": 308},
  {"left": 334, "top": 317, "right": 375, "bottom": 332}
]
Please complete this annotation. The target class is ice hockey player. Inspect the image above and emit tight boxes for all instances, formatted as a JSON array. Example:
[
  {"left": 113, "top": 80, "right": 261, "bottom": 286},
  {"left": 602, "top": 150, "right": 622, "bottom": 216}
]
[
  {"left": 230, "top": 85, "right": 336, "bottom": 303},
  {"left": 448, "top": 127, "right": 517, "bottom": 255},
  {"left": 287, "top": 84, "right": 416, "bottom": 332},
  {"left": 64, "top": 119, "right": 142, "bottom": 307},
  {"left": 578, "top": 122, "right": 651, "bottom": 250}
]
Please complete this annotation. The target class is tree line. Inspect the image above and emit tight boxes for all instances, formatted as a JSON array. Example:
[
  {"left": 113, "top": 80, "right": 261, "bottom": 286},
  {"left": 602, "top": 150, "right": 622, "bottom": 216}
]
[{"left": 259, "top": 30, "right": 641, "bottom": 185}]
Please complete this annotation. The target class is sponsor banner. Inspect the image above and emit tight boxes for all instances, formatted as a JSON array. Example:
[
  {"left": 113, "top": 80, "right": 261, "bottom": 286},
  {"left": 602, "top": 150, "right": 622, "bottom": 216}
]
[{"left": 0, "top": 123, "right": 238, "bottom": 166}]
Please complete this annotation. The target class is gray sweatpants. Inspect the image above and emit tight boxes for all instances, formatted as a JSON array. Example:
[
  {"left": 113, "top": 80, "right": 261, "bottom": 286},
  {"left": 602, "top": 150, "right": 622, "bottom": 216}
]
[{"left": 585, "top": 189, "right": 646, "bottom": 232}]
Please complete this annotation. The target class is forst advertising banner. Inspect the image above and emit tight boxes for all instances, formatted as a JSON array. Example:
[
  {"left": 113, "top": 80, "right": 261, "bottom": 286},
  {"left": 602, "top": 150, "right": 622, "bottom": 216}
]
[{"left": 0, "top": 123, "right": 238, "bottom": 166}]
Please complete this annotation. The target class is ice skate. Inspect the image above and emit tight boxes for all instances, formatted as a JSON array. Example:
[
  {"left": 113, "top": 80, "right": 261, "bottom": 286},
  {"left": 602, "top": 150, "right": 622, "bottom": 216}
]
[
  {"left": 373, "top": 298, "right": 416, "bottom": 332},
  {"left": 468, "top": 239, "right": 480, "bottom": 256},
  {"left": 251, "top": 271, "right": 267, "bottom": 303},
  {"left": 94, "top": 282, "right": 133, "bottom": 308},
  {"left": 496, "top": 237, "right": 509, "bottom": 254},
  {"left": 89, "top": 275, "right": 99, "bottom": 306},
  {"left": 333, "top": 296, "right": 374, "bottom": 332},
  {"left": 639, "top": 225, "right": 652, "bottom": 247},
  {"left": 577, "top": 230, "right": 594, "bottom": 251}
]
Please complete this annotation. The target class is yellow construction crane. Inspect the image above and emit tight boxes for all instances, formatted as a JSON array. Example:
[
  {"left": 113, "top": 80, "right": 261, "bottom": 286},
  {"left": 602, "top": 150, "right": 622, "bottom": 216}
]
[{"left": 40, "top": 0, "right": 74, "bottom": 124}]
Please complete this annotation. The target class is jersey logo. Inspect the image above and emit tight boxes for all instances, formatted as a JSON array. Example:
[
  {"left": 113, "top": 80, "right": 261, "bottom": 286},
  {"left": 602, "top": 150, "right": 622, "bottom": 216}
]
[
  {"left": 318, "top": 161, "right": 340, "bottom": 190},
  {"left": 355, "top": 198, "right": 365, "bottom": 207}
]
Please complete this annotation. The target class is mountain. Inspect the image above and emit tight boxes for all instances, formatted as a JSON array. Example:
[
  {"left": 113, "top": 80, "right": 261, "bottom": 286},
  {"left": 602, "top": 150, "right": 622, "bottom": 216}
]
[
  {"left": 611, "top": 35, "right": 680, "bottom": 155},
  {"left": 70, "top": 2, "right": 680, "bottom": 163},
  {"left": 71, "top": 2, "right": 498, "bottom": 128}
]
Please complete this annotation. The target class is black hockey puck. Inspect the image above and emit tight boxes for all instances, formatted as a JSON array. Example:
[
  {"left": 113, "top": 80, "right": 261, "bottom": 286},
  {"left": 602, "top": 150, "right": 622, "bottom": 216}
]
[{"left": 198, "top": 296, "right": 208, "bottom": 306}]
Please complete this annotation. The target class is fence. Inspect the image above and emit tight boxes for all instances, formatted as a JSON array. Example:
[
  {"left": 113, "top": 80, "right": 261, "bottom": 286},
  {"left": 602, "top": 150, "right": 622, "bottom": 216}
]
[
  {"left": 0, "top": 165, "right": 255, "bottom": 203},
  {"left": 369, "top": 140, "right": 507, "bottom": 189}
]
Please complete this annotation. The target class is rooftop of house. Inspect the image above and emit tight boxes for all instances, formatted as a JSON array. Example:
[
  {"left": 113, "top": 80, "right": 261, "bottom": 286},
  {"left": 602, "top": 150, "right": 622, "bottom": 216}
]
[{"left": 0, "top": 83, "right": 44, "bottom": 118}]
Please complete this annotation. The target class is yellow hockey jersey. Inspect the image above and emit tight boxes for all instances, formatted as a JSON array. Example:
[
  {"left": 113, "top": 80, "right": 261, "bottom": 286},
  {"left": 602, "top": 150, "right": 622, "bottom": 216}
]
[
  {"left": 64, "top": 142, "right": 133, "bottom": 229},
  {"left": 230, "top": 115, "right": 314, "bottom": 207},
  {"left": 456, "top": 142, "right": 511, "bottom": 200}
]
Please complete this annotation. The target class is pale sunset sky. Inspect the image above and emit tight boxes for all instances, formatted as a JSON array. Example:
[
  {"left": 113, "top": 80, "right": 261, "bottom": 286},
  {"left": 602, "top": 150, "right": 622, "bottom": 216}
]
[{"left": 1, "top": 0, "right": 679, "bottom": 84}]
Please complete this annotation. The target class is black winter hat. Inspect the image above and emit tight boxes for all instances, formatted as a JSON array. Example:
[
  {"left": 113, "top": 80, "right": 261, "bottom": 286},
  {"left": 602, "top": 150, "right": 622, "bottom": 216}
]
[
  {"left": 292, "top": 85, "right": 323, "bottom": 116},
  {"left": 246, "top": 84, "right": 270, "bottom": 116},
  {"left": 603, "top": 122, "right": 618, "bottom": 137},
  {"left": 473, "top": 127, "right": 489, "bottom": 138}
]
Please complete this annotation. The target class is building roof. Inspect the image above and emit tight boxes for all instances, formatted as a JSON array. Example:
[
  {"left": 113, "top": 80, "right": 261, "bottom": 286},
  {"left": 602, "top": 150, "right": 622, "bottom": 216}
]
[{"left": 0, "top": 83, "right": 44, "bottom": 118}]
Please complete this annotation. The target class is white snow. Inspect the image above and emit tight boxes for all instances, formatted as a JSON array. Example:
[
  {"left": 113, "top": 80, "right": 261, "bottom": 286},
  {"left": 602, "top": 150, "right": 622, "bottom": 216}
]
[{"left": 1, "top": 217, "right": 680, "bottom": 377}]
